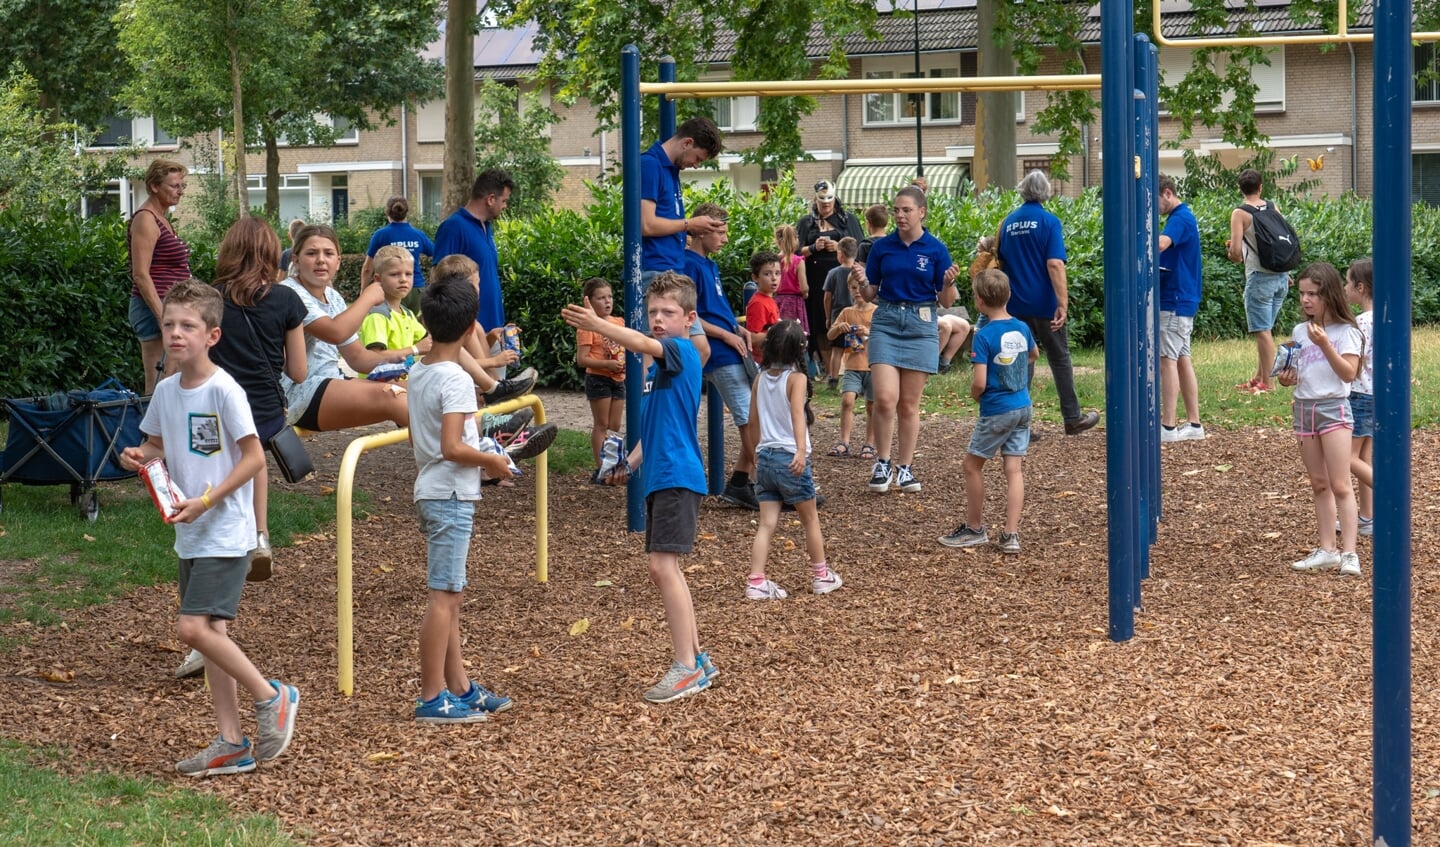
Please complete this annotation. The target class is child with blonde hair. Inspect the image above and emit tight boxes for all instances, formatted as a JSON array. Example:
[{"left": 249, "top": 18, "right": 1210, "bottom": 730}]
[
  {"left": 773, "top": 224, "right": 808, "bottom": 332},
  {"left": 826, "top": 270, "right": 877, "bottom": 459}
]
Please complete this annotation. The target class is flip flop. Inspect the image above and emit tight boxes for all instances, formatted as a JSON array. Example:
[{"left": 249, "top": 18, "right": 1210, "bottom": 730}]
[{"left": 827, "top": 442, "right": 851, "bottom": 458}]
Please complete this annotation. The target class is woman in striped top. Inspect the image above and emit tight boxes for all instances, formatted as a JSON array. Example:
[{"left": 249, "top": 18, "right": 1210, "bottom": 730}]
[{"left": 128, "top": 159, "right": 191, "bottom": 394}]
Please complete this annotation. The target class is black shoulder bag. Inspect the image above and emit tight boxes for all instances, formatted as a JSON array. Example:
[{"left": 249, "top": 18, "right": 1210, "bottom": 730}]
[{"left": 236, "top": 302, "right": 315, "bottom": 483}]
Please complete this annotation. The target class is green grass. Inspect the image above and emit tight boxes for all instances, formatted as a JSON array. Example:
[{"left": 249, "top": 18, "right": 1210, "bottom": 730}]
[
  {"left": 0, "top": 741, "right": 300, "bottom": 846},
  {"left": 530, "top": 427, "right": 595, "bottom": 476}
]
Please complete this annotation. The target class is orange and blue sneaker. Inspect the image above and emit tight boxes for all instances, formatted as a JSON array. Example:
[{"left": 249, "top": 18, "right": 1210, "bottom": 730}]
[
  {"left": 254, "top": 680, "right": 299, "bottom": 760},
  {"left": 176, "top": 736, "right": 256, "bottom": 777},
  {"left": 456, "top": 680, "right": 512, "bottom": 714},
  {"left": 642, "top": 660, "right": 710, "bottom": 704},
  {"left": 697, "top": 650, "right": 719, "bottom": 685}
]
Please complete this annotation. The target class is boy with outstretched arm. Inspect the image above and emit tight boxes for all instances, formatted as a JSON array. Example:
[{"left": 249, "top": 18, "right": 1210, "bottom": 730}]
[
  {"left": 120, "top": 278, "right": 298, "bottom": 777},
  {"left": 407, "top": 277, "right": 518, "bottom": 723},
  {"left": 561, "top": 272, "right": 715, "bottom": 703},
  {"left": 938, "top": 269, "right": 1038, "bottom": 555}
]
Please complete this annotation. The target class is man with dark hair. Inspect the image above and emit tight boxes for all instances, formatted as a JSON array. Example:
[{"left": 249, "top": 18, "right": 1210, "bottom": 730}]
[
  {"left": 641, "top": 117, "right": 726, "bottom": 282},
  {"left": 1156, "top": 175, "right": 1205, "bottom": 442},
  {"left": 1227, "top": 167, "right": 1291, "bottom": 393},
  {"left": 434, "top": 168, "right": 516, "bottom": 337}
]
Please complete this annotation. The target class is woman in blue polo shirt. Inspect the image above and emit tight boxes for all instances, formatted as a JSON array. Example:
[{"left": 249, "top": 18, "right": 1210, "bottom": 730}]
[{"left": 853, "top": 186, "right": 959, "bottom": 494}]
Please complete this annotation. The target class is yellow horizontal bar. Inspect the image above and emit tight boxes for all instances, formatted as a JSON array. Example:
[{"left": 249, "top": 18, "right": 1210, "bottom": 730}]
[{"left": 640, "top": 74, "right": 1101, "bottom": 99}]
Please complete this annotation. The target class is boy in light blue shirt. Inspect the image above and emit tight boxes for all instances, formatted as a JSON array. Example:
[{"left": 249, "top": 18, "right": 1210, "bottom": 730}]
[{"left": 938, "top": 269, "right": 1037, "bottom": 555}]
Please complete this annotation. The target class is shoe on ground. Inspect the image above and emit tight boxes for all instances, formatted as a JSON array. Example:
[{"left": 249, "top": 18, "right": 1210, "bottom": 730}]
[
  {"left": 1291, "top": 548, "right": 1343, "bottom": 572},
  {"left": 457, "top": 681, "right": 512, "bottom": 714},
  {"left": 254, "top": 680, "right": 299, "bottom": 761},
  {"left": 868, "top": 459, "right": 894, "bottom": 493},
  {"left": 1064, "top": 411, "right": 1100, "bottom": 435},
  {"left": 505, "top": 422, "right": 558, "bottom": 460},
  {"left": 174, "top": 648, "right": 205, "bottom": 679},
  {"left": 481, "top": 407, "right": 534, "bottom": 439},
  {"left": 997, "top": 532, "right": 1021, "bottom": 554},
  {"left": 176, "top": 736, "right": 256, "bottom": 777},
  {"left": 812, "top": 568, "right": 843, "bottom": 595},
  {"left": 721, "top": 481, "right": 760, "bottom": 511},
  {"left": 697, "top": 650, "right": 719, "bottom": 683},
  {"left": 1335, "top": 516, "right": 1375, "bottom": 537},
  {"left": 1178, "top": 423, "right": 1206, "bottom": 441},
  {"left": 483, "top": 367, "right": 538, "bottom": 404},
  {"left": 939, "top": 525, "right": 989, "bottom": 548},
  {"left": 246, "top": 532, "right": 272, "bottom": 583},
  {"left": 745, "top": 578, "right": 789, "bottom": 600},
  {"left": 415, "top": 691, "right": 488, "bottom": 724},
  {"left": 642, "top": 661, "right": 710, "bottom": 704},
  {"left": 781, "top": 493, "right": 825, "bottom": 512},
  {"left": 896, "top": 465, "right": 921, "bottom": 493},
  {"left": 1160, "top": 425, "right": 1182, "bottom": 444},
  {"left": 1339, "top": 552, "right": 1362, "bottom": 577}
]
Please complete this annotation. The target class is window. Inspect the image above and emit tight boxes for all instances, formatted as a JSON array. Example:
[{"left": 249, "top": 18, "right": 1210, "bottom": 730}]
[
  {"left": 421, "top": 174, "right": 442, "bottom": 222},
  {"left": 861, "top": 56, "right": 963, "bottom": 126},
  {"left": 1158, "top": 46, "right": 1284, "bottom": 114},
  {"left": 1414, "top": 153, "right": 1440, "bottom": 206},
  {"left": 81, "top": 180, "right": 122, "bottom": 218},
  {"left": 92, "top": 116, "right": 132, "bottom": 147},
  {"left": 277, "top": 114, "right": 359, "bottom": 146},
  {"left": 712, "top": 93, "right": 759, "bottom": 132},
  {"left": 1417, "top": 43, "right": 1440, "bottom": 103},
  {"left": 416, "top": 99, "right": 445, "bottom": 142}
]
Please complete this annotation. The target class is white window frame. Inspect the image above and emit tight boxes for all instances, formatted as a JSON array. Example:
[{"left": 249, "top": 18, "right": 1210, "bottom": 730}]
[
  {"left": 85, "top": 115, "right": 178, "bottom": 150},
  {"left": 1157, "top": 46, "right": 1284, "bottom": 115},
  {"left": 277, "top": 114, "right": 360, "bottom": 147},
  {"left": 701, "top": 72, "right": 759, "bottom": 132},
  {"left": 1416, "top": 43, "right": 1440, "bottom": 103},
  {"left": 860, "top": 54, "right": 964, "bottom": 127}
]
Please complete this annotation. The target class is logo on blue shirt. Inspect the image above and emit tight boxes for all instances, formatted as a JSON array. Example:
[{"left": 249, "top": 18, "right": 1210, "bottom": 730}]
[{"left": 916, "top": 256, "right": 930, "bottom": 271}]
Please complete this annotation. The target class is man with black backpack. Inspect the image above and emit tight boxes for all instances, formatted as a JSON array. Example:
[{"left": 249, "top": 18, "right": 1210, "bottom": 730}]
[{"left": 1227, "top": 168, "right": 1301, "bottom": 393}]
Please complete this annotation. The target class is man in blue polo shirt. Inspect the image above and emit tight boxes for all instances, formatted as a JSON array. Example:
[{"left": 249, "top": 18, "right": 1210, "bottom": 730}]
[
  {"left": 641, "top": 117, "right": 726, "bottom": 282},
  {"left": 996, "top": 170, "right": 1100, "bottom": 436},
  {"left": 434, "top": 168, "right": 514, "bottom": 337},
  {"left": 1157, "top": 175, "right": 1205, "bottom": 442}
]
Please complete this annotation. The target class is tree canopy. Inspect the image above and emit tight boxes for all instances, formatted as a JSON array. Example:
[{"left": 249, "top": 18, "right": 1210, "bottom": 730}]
[{"left": 0, "top": 0, "right": 131, "bottom": 127}]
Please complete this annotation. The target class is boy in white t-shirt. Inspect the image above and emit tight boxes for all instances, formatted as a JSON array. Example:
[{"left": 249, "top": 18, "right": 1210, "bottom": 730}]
[
  {"left": 121, "top": 279, "right": 299, "bottom": 777},
  {"left": 406, "top": 277, "right": 517, "bottom": 723}
]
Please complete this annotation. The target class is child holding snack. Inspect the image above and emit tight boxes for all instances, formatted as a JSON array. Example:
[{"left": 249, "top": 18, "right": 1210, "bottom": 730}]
[
  {"left": 826, "top": 270, "right": 877, "bottom": 459},
  {"left": 575, "top": 277, "right": 626, "bottom": 479}
]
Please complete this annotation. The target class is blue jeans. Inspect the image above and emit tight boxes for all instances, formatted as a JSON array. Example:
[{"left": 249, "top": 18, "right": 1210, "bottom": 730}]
[
  {"left": 755, "top": 447, "right": 816, "bottom": 505},
  {"left": 1244, "top": 270, "right": 1290, "bottom": 333},
  {"left": 417, "top": 495, "right": 474, "bottom": 592}
]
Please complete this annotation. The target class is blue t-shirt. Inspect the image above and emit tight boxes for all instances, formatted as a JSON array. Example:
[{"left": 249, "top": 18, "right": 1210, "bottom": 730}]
[
  {"left": 1158, "top": 201, "right": 1202, "bottom": 317},
  {"left": 997, "top": 201, "right": 1067, "bottom": 319},
  {"left": 640, "top": 141, "right": 685, "bottom": 273},
  {"left": 970, "top": 317, "right": 1035, "bottom": 417},
  {"left": 433, "top": 207, "right": 504, "bottom": 332},
  {"left": 366, "top": 222, "right": 434, "bottom": 287},
  {"left": 863, "top": 229, "right": 953, "bottom": 304},
  {"left": 683, "top": 249, "right": 742, "bottom": 372},
  {"left": 640, "top": 336, "right": 706, "bottom": 497}
]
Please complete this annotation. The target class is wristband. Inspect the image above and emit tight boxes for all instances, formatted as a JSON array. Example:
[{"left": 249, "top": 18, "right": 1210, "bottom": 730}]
[
  {"left": 200, "top": 491, "right": 213, "bottom": 510},
  {"left": 411, "top": 346, "right": 419, "bottom": 356}
]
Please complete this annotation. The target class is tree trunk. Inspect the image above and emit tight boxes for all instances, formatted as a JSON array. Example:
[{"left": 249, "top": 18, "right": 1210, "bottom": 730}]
[
  {"left": 265, "top": 125, "right": 280, "bottom": 219},
  {"left": 230, "top": 41, "right": 249, "bottom": 215},
  {"left": 443, "top": 0, "right": 476, "bottom": 218},
  {"left": 974, "top": 0, "right": 1017, "bottom": 192}
]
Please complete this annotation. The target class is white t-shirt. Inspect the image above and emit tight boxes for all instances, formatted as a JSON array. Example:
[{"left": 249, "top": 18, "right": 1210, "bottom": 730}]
[
  {"left": 1353, "top": 310, "right": 1373, "bottom": 395},
  {"left": 1291, "top": 320, "right": 1363, "bottom": 401},
  {"left": 755, "top": 366, "right": 807, "bottom": 455},
  {"left": 140, "top": 368, "right": 258, "bottom": 559},
  {"left": 280, "top": 278, "right": 357, "bottom": 424},
  {"left": 407, "top": 359, "right": 482, "bottom": 502}
]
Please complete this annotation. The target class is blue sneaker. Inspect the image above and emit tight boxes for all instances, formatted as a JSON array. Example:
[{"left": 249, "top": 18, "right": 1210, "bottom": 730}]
[
  {"left": 457, "top": 681, "right": 513, "bottom": 714},
  {"left": 415, "top": 691, "right": 487, "bottom": 724}
]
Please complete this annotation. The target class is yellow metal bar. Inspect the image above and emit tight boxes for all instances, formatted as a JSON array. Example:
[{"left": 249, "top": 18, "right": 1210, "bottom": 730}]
[
  {"left": 1151, "top": 0, "right": 1440, "bottom": 48},
  {"left": 640, "top": 74, "right": 1101, "bottom": 99},
  {"left": 335, "top": 394, "right": 548, "bottom": 696}
]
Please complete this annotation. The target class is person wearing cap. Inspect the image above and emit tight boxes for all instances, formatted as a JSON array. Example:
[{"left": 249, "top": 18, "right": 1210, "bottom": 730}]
[
  {"left": 640, "top": 117, "right": 726, "bottom": 283},
  {"left": 797, "top": 180, "right": 863, "bottom": 376}
]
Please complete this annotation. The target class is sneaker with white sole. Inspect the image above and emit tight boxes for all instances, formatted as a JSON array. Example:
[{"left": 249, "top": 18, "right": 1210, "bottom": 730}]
[
  {"left": 456, "top": 681, "right": 512, "bottom": 714},
  {"left": 938, "top": 525, "right": 989, "bottom": 548},
  {"left": 480, "top": 407, "right": 534, "bottom": 439},
  {"left": 174, "top": 648, "right": 205, "bottom": 679},
  {"left": 1339, "top": 552, "right": 1362, "bottom": 576},
  {"left": 745, "top": 578, "right": 789, "bottom": 600},
  {"left": 1160, "top": 426, "right": 1182, "bottom": 443},
  {"left": 505, "top": 423, "right": 558, "bottom": 460},
  {"left": 997, "top": 532, "right": 1021, "bottom": 554},
  {"left": 1291, "top": 548, "right": 1343, "bottom": 572},
  {"left": 1337, "top": 516, "right": 1375, "bottom": 536},
  {"left": 176, "top": 736, "right": 256, "bottom": 777},
  {"left": 415, "top": 691, "right": 487, "bottom": 724},
  {"left": 812, "top": 567, "right": 843, "bottom": 595},
  {"left": 254, "top": 680, "right": 299, "bottom": 761},
  {"left": 642, "top": 661, "right": 710, "bottom": 704},
  {"left": 867, "top": 459, "right": 894, "bottom": 492},
  {"left": 896, "top": 465, "right": 921, "bottom": 493},
  {"left": 1178, "top": 423, "right": 1206, "bottom": 441}
]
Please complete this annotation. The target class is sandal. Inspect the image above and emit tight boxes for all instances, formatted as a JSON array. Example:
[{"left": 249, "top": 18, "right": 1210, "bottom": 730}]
[
  {"left": 859, "top": 444, "right": 876, "bottom": 459},
  {"left": 827, "top": 442, "right": 851, "bottom": 458}
]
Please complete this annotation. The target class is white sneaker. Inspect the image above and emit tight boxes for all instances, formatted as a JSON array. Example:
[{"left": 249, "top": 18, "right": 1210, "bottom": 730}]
[
  {"left": 174, "top": 648, "right": 205, "bottom": 679},
  {"left": 745, "top": 578, "right": 788, "bottom": 600},
  {"left": 1291, "top": 548, "right": 1343, "bottom": 572},
  {"left": 1339, "top": 552, "right": 1362, "bottom": 576},
  {"left": 812, "top": 568, "right": 843, "bottom": 595},
  {"left": 1178, "top": 423, "right": 1206, "bottom": 441},
  {"left": 1334, "top": 516, "right": 1376, "bottom": 537},
  {"left": 1159, "top": 426, "right": 1182, "bottom": 443}
]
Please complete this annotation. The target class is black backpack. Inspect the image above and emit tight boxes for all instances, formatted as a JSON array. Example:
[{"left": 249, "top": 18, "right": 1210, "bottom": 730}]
[{"left": 1239, "top": 202, "right": 1302, "bottom": 272}]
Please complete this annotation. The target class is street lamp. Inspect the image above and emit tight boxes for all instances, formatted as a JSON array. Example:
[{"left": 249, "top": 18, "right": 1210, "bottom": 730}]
[{"left": 913, "top": 0, "right": 924, "bottom": 179}]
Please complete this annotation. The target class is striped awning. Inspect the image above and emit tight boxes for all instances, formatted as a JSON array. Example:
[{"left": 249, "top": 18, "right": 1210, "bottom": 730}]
[{"left": 833, "top": 163, "right": 968, "bottom": 209}]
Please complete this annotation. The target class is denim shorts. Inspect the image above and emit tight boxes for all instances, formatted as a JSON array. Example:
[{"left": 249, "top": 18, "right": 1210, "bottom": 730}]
[
  {"left": 755, "top": 446, "right": 817, "bottom": 505},
  {"left": 417, "top": 495, "right": 475, "bottom": 592},
  {"left": 1159, "top": 311, "right": 1194, "bottom": 359},
  {"left": 704, "top": 362, "right": 752, "bottom": 426},
  {"left": 1293, "top": 397, "right": 1352, "bottom": 437},
  {"left": 1244, "top": 270, "right": 1290, "bottom": 332},
  {"left": 129, "top": 294, "right": 161, "bottom": 341},
  {"left": 584, "top": 372, "right": 625, "bottom": 401},
  {"left": 1349, "top": 392, "right": 1375, "bottom": 438},
  {"left": 868, "top": 300, "right": 940, "bottom": 373},
  {"left": 178, "top": 556, "right": 247, "bottom": 620},
  {"left": 840, "top": 369, "right": 872, "bottom": 401},
  {"left": 645, "top": 488, "right": 701, "bottom": 554},
  {"left": 967, "top": 407, "right": 1033, "bottom": 459}
]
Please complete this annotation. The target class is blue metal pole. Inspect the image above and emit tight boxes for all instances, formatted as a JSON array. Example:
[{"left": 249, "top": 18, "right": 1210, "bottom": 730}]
[
  {"left": 1131, "top": 84, "right": 1148, "bottom": 603},
  {"left": 1134, "top": 34, "right": 1157, "bottom": 582},
  {"left": 621, "top": 45, "right": 645, "bottom": 532},
  {"left": 659, "top": 57, "right": 676, "bottom": 148},
  {"left": 1101, "top": 0, "right": 1136, "bottom": 641},
  {"left": 1144, "top": 40, "right": 1161, "bottom": 552},
  {"left": 1372, "top": 2, "right": 1413, "bottom": 842}
]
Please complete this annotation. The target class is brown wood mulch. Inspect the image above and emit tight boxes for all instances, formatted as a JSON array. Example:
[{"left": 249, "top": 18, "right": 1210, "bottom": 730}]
[{"left": 2, "top": 404, "right": 1438, "bottom": 846}]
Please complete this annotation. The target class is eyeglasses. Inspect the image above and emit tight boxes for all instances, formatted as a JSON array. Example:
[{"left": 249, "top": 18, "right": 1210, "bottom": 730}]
[
  {"left": 164, "top": 182, "right": 187, "bottom": 191},
  {"left": 891, "top": 205, "right": 920, "bottom": 215}
]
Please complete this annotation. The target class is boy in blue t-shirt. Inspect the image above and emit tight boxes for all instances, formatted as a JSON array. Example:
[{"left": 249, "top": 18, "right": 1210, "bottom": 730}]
[
  {"left": 561, "top": 272, "right": 715, "bottom": 704},
  {"left": 939, "top": 269, "right": 1037, "bottom": 555}
]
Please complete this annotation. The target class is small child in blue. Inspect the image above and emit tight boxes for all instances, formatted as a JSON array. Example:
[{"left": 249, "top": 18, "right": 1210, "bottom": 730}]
[
  {"left": 939, "top": 269, "right": 1037, "bottom": 554},
  {"left": 407, "top": 277, "right": 517, "bottom": 724},
  {"left": 744, "top": 320, "right": 841, "bottom": 600}
]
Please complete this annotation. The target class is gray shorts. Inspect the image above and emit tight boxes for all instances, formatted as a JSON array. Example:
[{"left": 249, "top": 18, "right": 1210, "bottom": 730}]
[
  {"left": 1159, "top": 311, "right": 1193, "bottom": 359},
  {"left": 178, "top": 556, "right": 248, "bottom": 620},
  {"left": 840, "top": 369, "right": 872, "bottom": 401},
  {"left": 1293, "top": 397, "right": 1353, "bottom": 437},
  {"left": 644, "top": 488, "right": 701, "bottom": 554}
]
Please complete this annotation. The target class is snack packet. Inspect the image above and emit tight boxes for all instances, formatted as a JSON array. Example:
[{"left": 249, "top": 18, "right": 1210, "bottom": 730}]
[
  {"left": 140, "top": 458, "right": 187, "bottom": 521},
  {"left": 1270, "top": 340, "right": 1301, "bottom": 377}
]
